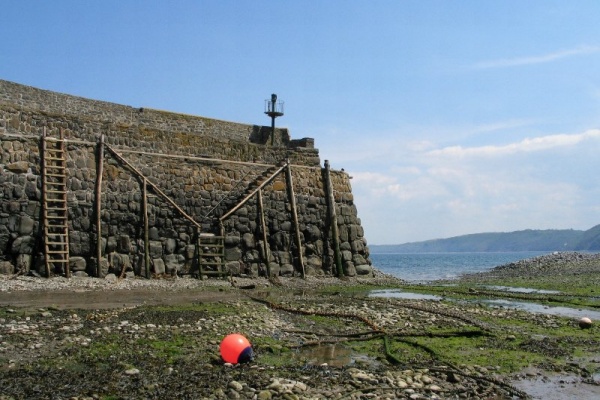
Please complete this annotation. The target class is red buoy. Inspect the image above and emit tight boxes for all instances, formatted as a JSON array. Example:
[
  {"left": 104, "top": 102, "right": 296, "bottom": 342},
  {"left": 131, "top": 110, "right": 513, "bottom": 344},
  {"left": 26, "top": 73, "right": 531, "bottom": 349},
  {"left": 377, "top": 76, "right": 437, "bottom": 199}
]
[{"left": 219, "top": 333, "right": 253, "bottom": 364}]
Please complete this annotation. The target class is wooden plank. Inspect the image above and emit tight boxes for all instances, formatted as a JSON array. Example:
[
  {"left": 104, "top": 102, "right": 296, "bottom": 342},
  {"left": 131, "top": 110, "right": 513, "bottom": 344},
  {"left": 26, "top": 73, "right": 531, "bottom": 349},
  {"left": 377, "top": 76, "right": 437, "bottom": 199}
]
[
  {"left": 258, "top": 188, "right": 271, "bottom": 277},
  {"left": 105, "top": 144, "right": 200, "bottom": 228},
  {"left": 285, "top": 160, "right": 305, "bottom": 279},
  {"left": 95, "top": 134, "right": 105, "bottom": 278},
  {"left": 143, "top": 178, "right": 150, "bottom": 279},
  {"left": 219, "top": 163, "right": 288, "bottom": 221}
]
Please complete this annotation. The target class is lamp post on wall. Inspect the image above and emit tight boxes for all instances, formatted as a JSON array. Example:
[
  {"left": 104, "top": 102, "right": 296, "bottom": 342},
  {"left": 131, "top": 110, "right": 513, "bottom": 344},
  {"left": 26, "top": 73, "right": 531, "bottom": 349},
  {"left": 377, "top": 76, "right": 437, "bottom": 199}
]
[{"left": 264, "top": 93, "right": 284, "bottom": 146}]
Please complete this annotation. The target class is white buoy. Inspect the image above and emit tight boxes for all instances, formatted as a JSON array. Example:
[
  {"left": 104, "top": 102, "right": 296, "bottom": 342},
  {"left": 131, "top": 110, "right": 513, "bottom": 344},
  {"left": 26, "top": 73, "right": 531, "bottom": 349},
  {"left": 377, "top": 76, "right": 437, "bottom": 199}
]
[{"left": 579, "top": 317, "right": 593, "bottom": 329}]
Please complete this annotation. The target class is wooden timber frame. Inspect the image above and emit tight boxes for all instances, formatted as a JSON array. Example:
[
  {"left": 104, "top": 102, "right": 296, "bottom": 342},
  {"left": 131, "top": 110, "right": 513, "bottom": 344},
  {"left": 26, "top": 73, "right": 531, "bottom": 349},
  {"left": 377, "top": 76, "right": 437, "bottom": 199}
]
[
  {"left": 101, "top": 143, "right": 204, "bottom": 278},
  {"left": 47, "top": 132, "right": 346, "bottom": 280},
  {"left": 218, "top": 161, "right": 309, "bottom": 278}
]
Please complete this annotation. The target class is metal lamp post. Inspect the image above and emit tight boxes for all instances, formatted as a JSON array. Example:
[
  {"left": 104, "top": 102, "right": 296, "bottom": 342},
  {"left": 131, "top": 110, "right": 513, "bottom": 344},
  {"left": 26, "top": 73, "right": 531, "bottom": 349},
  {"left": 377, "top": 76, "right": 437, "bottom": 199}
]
[{"left": 264, "top": 93, "right": 284, "bottom": 146}]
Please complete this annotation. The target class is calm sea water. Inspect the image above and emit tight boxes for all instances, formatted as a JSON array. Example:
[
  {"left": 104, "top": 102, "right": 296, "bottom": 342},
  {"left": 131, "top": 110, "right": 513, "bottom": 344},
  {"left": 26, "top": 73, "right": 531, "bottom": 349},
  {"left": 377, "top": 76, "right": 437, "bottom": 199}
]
[{"left": 370, "top": 252, "right": 549, "bottom": 282}]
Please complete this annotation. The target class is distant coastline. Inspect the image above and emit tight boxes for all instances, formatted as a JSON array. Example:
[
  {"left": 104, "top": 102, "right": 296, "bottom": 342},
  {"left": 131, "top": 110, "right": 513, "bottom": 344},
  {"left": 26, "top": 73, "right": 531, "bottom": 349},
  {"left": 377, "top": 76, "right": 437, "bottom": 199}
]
[{"left": 370, "top": 225, "right": 600, "bottom": 253}]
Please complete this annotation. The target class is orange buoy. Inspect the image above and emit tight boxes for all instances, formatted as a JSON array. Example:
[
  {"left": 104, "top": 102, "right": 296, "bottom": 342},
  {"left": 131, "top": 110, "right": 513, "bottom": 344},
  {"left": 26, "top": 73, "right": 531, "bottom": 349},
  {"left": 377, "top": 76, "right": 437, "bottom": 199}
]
[{"left": 219, "top": 333, "right": 253, "bottom": 364}]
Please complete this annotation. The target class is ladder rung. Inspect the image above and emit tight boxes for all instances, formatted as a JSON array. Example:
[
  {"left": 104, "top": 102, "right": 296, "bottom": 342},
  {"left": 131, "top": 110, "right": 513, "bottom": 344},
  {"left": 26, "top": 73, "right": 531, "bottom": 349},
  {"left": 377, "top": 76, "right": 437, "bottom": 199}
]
[
  {"left": 47, "top": 251, "right": 69, "bottom": 255},
  {"left": 199, "top": 261, "right": 225, "bottom": 265},
  {"left": 45, "top": 233, "right": 68, "bottom": 237},
  {"left": 45, "top": 165, "right": 66, "bottom": 170},
  {"left": 200, "top": 253, "right": 224, "bottom": 257},
  {"left": 45, "top": 173, "right": 66, "bottom": 178},
  {"left": 47, "top": 259, "right": 69, "bottom": 263}
]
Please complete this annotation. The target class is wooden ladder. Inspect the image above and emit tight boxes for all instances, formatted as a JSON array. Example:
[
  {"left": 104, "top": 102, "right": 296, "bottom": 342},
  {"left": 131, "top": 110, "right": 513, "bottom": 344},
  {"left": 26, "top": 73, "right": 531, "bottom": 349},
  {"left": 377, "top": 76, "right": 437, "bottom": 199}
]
[
  {"left": 42, "top": 128, "right": 70, "bottom": 277},
  {"left": 197, "top": 233, "right": 226, "bottom": 279}
]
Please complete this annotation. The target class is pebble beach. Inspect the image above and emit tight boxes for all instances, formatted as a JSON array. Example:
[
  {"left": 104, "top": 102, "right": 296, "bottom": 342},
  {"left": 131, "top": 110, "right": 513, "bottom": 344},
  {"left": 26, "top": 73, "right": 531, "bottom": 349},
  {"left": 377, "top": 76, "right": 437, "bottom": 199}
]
[{"left": 1, "top": 253, "right": 599, "bottom": 399}]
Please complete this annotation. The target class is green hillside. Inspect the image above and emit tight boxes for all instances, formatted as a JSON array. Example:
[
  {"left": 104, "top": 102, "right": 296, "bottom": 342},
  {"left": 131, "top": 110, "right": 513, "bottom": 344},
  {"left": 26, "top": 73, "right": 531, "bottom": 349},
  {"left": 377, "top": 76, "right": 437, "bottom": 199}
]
[{"left": 371, "top": 225, "right": 600, "bottom": 253}]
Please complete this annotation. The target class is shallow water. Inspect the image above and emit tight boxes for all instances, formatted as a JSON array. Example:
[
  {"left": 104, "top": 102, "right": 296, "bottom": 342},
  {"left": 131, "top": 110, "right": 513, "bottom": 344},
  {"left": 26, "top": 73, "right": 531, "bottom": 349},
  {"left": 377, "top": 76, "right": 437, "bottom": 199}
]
[
  {"left": 513, "top": 373, "right": 600, "bottom": 400},
  {"left": 369, "top": 289, "right": 600, "bottom": 320},
  {"left": 481, "top": 299, "right": 600, "bottom": 320},
  {"left": 370, "top": 252, "right": 548, "bottom": 282},
  {"left": 294, "top": 344, "right": 378, "bottom": 368},
  {"left": 482, "top": 285, "right": 560, "bottom": 294},
  {"left": 369, "top": 289, "right": 441, "bottom": 301}
]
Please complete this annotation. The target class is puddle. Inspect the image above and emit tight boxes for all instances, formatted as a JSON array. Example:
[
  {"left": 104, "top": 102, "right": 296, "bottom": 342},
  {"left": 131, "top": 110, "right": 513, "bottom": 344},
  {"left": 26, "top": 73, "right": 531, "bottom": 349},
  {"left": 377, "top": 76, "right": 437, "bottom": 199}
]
[
  {"left": 513, "top": 373, "right": 600, "bottom": 400},
  {"left": 482, "top": 299, "right": 600, "bottom": 320},
  {"left": 294, "top": 344, "right": 379, "bottom": 368},
  {"left": 369, "top": 289, "right": 442, "bottom": 301},
  {"left": 482, "top": 285, "right": 560, "bottom": 294}
]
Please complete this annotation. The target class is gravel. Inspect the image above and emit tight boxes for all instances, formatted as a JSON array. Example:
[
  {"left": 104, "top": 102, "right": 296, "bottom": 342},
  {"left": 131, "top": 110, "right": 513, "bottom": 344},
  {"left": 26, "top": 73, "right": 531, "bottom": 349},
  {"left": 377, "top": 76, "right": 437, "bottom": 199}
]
[{"left": 1, "top": 258, "right": 597, "bottom": 399}]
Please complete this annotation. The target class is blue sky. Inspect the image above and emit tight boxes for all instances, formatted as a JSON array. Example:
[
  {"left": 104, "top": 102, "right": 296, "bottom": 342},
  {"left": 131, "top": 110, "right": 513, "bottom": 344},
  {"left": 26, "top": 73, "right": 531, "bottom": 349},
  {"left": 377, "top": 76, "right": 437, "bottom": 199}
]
[{"left": 2, "top": 1, "right": 600, "bottom": 244}]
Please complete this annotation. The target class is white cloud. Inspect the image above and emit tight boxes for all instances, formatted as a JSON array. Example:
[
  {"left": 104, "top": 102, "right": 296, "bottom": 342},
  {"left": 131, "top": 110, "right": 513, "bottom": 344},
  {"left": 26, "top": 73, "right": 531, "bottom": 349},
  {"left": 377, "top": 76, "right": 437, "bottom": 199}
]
[
  {"left": 350, "top": 127, "right": 600, "bottom": 243},
  {"left": 427, "top": 129, "right": 600, "bottom": 158},
  {"left": 472, "top": 45, "right": 600, "bottom": 69}
]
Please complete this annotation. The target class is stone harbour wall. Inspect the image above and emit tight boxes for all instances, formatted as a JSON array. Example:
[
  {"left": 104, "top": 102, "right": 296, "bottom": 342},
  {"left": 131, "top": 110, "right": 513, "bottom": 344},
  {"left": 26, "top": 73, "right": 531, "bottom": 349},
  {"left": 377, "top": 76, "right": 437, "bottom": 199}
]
[{"left": 0, "top": 80, "right": 372, "bottom": 278}]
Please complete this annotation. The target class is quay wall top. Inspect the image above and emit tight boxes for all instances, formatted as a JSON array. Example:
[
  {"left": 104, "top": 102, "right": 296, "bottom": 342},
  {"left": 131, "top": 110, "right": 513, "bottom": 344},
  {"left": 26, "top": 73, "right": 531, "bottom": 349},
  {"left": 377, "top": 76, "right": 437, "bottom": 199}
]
[{"left": 0, "top": 79, "right": 309, "bottom": 155}]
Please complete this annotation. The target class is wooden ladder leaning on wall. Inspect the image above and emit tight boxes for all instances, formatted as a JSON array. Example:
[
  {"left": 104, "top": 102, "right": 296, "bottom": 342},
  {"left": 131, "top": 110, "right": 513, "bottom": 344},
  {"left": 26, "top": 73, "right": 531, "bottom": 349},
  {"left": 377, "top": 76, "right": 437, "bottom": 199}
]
[
  {"left": 197, "top": 232, "right": 226, "bottom": 279},
  {"left": 42, "top": 127, "right": 70, "bottom": 277}
]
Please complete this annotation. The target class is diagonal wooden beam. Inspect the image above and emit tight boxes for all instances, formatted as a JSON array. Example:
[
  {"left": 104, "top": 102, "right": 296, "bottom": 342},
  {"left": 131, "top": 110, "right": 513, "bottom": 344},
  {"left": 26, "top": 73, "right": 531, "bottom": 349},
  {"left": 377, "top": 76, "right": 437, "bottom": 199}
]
[{"left": 105, "top": 144, "right": 201, "bottom": 228}]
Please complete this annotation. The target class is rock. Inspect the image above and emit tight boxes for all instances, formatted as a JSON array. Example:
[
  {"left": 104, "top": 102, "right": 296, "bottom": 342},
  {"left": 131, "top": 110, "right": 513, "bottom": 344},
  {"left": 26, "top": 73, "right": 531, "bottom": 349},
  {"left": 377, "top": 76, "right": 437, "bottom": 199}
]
[
  {"left": 427, "top": 384, "right": 442, "bottom": 392},
  {"left": 124, "top": 368, "right": 140, "bottom": 375},
  {"left": 355, "top": 263, "right": 372, "bottom": 275},
  {"left": 228, "top": 381, "right": 243, "bottom": 392},
  {"left": 579, "top": 317, "right": 593, "bottom": 329},
  {"left": 257, "top": 390, "right": 272, "bottom": 399},
  {"left": 6, "top": 161, "right": 29, "bottom": 173}
]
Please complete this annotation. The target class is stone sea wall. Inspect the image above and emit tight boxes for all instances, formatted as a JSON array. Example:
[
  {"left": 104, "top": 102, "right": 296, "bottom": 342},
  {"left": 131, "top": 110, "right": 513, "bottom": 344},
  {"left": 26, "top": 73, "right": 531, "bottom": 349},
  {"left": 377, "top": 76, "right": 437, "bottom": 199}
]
[{"left": 0, "top": 80, "right": 372, "bottom": 278}]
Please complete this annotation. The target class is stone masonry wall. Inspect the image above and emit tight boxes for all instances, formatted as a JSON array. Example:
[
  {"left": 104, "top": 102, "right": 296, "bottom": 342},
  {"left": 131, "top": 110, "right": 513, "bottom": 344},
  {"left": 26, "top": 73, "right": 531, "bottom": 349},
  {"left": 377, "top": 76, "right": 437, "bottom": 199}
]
[{"left": 0, "top": 80, "right": 372, "bottom": 278}]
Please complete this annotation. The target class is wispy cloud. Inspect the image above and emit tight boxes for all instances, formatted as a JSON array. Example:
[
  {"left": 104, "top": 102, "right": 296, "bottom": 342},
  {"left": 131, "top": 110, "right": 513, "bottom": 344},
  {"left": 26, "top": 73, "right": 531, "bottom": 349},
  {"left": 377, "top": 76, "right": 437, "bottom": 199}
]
[
  {"left": 428, "top": 129, "right": 600, "bottom": 157},
  {"left": 472, "top": 45, "right": 600, "bottom": 69}
]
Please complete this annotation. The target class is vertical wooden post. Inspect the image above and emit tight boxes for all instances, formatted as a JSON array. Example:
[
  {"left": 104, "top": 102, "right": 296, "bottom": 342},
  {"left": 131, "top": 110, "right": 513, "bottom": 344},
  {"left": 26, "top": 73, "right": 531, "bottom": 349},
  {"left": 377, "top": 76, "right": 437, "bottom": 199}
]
[
  {"left": 219, "top": 221, "right": 225, "bottom": 279},
  {"left": 95, "top": 134, "right": 105, "bottom": 278},
  {"left": 197, "top": 226, "right": 204, "bottom": 280},
  {"left": 324, "top": 160, "right": 343, "bottom": 277},
  {"left": 285, "top": 160, "right": 305, "bottom": 278},
  {"left": 258, "top": 189, "right": 271, "bottom": 277},
  {"left": 143, "top": 178, "right": 150, "bottom": 278}
]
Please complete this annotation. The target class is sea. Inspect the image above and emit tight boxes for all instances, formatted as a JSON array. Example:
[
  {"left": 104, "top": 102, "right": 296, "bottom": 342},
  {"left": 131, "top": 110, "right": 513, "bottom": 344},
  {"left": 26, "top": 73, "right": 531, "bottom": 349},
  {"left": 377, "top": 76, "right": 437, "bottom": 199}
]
[{"left": 370, "top": 251, "right": 550, "bottom": 282}]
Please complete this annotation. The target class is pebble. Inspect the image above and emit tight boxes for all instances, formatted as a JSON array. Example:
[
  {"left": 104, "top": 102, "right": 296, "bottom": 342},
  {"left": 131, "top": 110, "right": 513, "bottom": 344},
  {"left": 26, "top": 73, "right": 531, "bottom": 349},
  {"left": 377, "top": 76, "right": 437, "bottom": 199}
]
[{"left": 124, "top": 368, "right": 140, "bottom": 375}]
